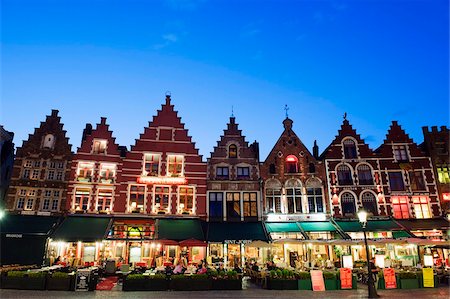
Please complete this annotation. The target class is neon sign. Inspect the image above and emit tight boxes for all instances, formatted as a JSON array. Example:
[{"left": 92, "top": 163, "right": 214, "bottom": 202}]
[{"left": 137, "top": 176, "right": 188, "bottom": 185}]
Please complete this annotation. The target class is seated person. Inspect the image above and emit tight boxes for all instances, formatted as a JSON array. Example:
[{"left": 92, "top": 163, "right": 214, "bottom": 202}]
[
  {"left": 251, "top": 262, "right": 259, "bottom": 272},
  {"left": 173, "top": 260, "right": 184, "bottom": 274},
  {"left": 233, "top": 264, "right": 242, "bottom": 273},
  {"left": 197, "top": 264, "right": 207, "bottom": 274},
  {"left": 216, "top": 263, "right": 226, "bottom": 274}
]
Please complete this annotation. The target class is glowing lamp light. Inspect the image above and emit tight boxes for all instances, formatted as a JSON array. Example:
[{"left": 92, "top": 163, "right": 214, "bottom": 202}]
[
  {"left": 358, "top": 210, "right": 368, "bottom": 224},
  {"left": 443, "top": 193, "right": 450, "bottom": 201},
  {"left": 0, "top": 210, "right": 5, "bottom": 220},
  {"left": 332, "top": 194, "right": 339, "bottom": 205},
  {"left": 377, "top": 193, "right": 384, "bottom": 203}
]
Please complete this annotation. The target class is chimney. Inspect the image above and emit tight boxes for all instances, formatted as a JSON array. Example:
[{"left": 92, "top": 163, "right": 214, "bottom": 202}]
[
  {"left": 100, "top": 117, "right": 107, "bottom": 125},
  {"left": 313, "top": 140, "right": 319, "bottom": 159},
  {"left": 82, "top": 123, "right": 93, "bottom": 142},
  {"left": 51, "top": 109, "right": 59, "bottom": 117},
  {"left": 118, "top": 146, "right": 128, "bottom": 157}
]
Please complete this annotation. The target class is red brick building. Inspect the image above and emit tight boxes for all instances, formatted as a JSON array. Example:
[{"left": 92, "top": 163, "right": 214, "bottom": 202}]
[
  {"left": 66, "top": 117, "right": 125, "bottom": 214},
  {"left": 115, "top": 95, "right": 207, "bottom": 217},
  {"left": 6, "top": 110, "right": 72, "bottom": 215},
  {"left": 375, "top": 121, "right": 441, "bottom": 219}
]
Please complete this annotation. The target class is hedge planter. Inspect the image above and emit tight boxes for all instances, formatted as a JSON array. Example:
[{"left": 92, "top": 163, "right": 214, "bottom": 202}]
[
  {"left": 212, "top": 279, "right": 242, "bottom": 290},
  {"left": 400, "top": 278, "right": 420, "bottom": 289},
  {"left": 1, "top": 277, "right": 23, "bottom": 289},
  {"left": 267, "top": 279, "right": 298, "bottom": 290},
  {"left": 47, "top": 276, "right": 72, "bottom": 291},
  {"left": 324, "top": 279, "right": 338, "bottom": 290},
  {"left": 170, "top": 275, "right": 212, "bottom": 291},
  {"left": 123, "top": 275, "right": 169, "bottom": 291},
  {"left": 298, "top": 279, "right": 312, "bottom": 290},
  {"left": 352, "top": 275, "right": 357, "bottom": 290}
]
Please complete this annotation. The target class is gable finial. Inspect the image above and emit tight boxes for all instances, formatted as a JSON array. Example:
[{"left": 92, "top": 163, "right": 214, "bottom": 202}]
[
  {"left": 343, "top": 112, "right": 347, "bottom": 120},
  {"left": 284, "top": 104, "right": 289, "bottom": 118},
  {"left": 231, "top": 105, "right": 234, "bottom": 118}
]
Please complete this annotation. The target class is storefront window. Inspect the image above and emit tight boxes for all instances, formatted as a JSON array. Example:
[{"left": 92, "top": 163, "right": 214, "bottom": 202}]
[
  {"left": 209, "top": 243, "right": 224, "bottom": 265},
  {"left": 412, "top": 196, "right": 431, "bottom": 219},
  {"left": 243, "top": 192, "right": 257, "bottom": 217},
  {"left": 226, "top": 192, "right": 241, "bottom": 220}
]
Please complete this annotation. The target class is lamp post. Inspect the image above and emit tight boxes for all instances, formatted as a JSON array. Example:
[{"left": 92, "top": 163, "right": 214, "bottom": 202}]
[{"left": 357, "top": 210, "right": 379, "bottom": 298}]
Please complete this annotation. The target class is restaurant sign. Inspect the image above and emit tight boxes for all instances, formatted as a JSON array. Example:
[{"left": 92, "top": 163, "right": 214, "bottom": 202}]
[
  {"left": 383, "top": 268, "right": 397, "bottom": 289},
  {"left": 339, "top": 268, "right": 352, "bottom": 289},
  {"left": 311, "top": 270, "right": 325, "bottom": 291},
  {"left": 5, "top": 234, "right": 22, "bottom": 238},
  {"left": 422, "top": 268, "right": 434, "bottom": 288},
  {"left": 137, "top": 176, "right": 187, "bottom": 185},
  {"left": 224, "top": 240, "right": 252, "bottom": 244}
]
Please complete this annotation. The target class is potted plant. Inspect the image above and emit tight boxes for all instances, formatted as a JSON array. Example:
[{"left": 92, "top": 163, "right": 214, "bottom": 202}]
[
  {"left": 144, "top": 274, "right": 168, "bottom": 291},
  {"left": 212, "top": 270, "right": 242, "bottom": 290},
  {"left": 23, "top": 272, "right": 47, "bottom": 290},
  {"left": 398, "top": 271, "right": 419, "bottom": 289},
  {"left": 47, "top": 272, "right": 72, "bottom": 291},
  {"left": 296, "top": 271, "right": 312, "bottom": 290},
  {"left": 267, "top": 269, "right": 297, "bottom": 290},
  {"left": 170, "top": 274, "right": 212, "bottom": 291},
  {"left": 323, "top": 271, "right": 338, "bottom": 290}
]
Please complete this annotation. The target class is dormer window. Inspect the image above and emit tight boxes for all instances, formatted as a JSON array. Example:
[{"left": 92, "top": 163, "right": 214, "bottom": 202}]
[
  {"left": 285, "top": 155, "right": 298, "bottom": 173},
  {"left": 42, "top": 134, "right": 56, "bottom": 149},
  {"left": 167, "top": 155, "right": 184, "bottom": 177},
  {"left": 143, "top": 153, "right": 160, "bottom": 176},
  {"left": 77, "top": 162, "right": 95, "bottom": 182},
  {"left": 343, "top": 139, "right": 357, "bottom": 159},
  {"left": 93, "top": 139, "right": 107, "bottom": 154},
  {"left": 393, "top": 145, "right": 409, "bottom": 162},
  {"left": 228, "top": 144, "right": 237, "bottom": 158}
]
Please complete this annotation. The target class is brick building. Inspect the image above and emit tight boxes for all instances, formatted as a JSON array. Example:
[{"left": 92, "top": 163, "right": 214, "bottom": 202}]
[
  {"left": 0, "top": 126, "right": 14, "bottom": 204},
  {"left": 6, "top": 110, "right": 72, "bottom": 215}
]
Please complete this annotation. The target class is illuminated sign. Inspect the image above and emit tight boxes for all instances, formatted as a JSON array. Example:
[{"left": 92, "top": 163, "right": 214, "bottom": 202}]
[
  {"left": 443, "top": 193, "right": 450, "bottom": 201},
  {"left": 137, "top": 176, "right": 187, "bottom": 185}
]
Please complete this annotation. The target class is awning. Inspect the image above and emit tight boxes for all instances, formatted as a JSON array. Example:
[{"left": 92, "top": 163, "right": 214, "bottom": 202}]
[
  {"left": 179, "top": 238, "right": 207, "bottom": 247},
  {"left": 392, "top": 230, "right": 413, "bottom": 239},
  {"left": 396, "top": 218, "right": 450, "bottom": 231},
  {"left": 335, "top": 220, "right": 404, "bottom": 232},
  {"left": 0, "top": 215, "right": 60, "bottom": 236},
  {"left": 157, "top": 219, "right": 204, "bottom": 241},
  {"left": 51, "top": 216, "right": 111, "bottom": 242},
  {"left": 207, "top": 222, "right": 268, "bottom": 242},
  {"left": 299, "top": 221, "right": 336, "bottom": 232},
  {"left": 265, "top": 222, "right": 301, "bottom": 233}
]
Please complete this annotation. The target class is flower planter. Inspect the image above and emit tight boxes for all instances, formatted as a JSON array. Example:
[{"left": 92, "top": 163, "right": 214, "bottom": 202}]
[
  {"left": 170, "top": 278, "right": 212, "bottom": 291},
  {"left": 324, "top": 278, "right": 338, "bottom": 290},
  {"left": 267, "top": 279, "right": 297, "bottom": 290},
  {"left": 47, "top": 277, "right": 72, "bottom": 291},
  {"left": 297, "top": 279, "right": 312, "bottom": 290},
  {"left": 400, "top": 278, "right": 419, "bottom": 289},
  {"left": 212, "top": 279, "right": 242, "bottom": 290}
]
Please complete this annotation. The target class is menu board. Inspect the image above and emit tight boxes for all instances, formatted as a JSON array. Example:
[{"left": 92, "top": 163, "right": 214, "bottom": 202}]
[
  {"left": 422, "top": 268, "right": 434, "bottom": 288},
  {"left": 383, "top": 268, "right": 397, "bottom": 289},
  {"left": 75, "top": 270, "right": 91, "bottom": 291},
  {"left": 310, "top": 270, "right": 325, "bottom": 291},
  {"left": 340, "top": 268, "right": 352, "bottom": 289}
]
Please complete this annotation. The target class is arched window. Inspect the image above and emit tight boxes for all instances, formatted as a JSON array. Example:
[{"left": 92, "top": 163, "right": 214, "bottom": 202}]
[
  {"left": 361, "top": 192, "right": 378, "bottom": 216},
  {"left": 341, "top": 192, "right": 356, "bottom": 217},
  {"left": 343, "top": 139, "right": 357, "bottom": 159},
  {"left": 337, "top": 165, "right": 353, "bottom": 185},
  {"left": 285, "top": 179, "right": 302, "bottom": 214},
  {"left": 357, "top": 164, "right": 374, "bottom": 185},
  {"left": 265, "top": 179, "right": 282, "bottom": 213},
  {"left": 306, "top": 178, "right": 323, "bottom": 213},
  {"left": 42, "top": 134, "right": 56, "bottom": 149},
  {"left": 228, "top": 144, "right": 237, "bottom": 158},
  {"left": 285, "top": 155, "right": 298, "bottom": 173}
]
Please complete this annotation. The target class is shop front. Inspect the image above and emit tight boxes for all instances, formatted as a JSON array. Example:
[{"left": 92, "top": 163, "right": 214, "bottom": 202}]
[{"left": 206, "top": 222, "right": 268, "bottom": 268}]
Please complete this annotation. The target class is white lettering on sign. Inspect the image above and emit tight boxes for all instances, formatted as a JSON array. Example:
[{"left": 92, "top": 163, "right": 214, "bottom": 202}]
[
  {"left": 6, "top": 234, "right": 22, "bottom": 238},
  {"left": 224, "top": 240, "right": 252, "bottom": 244}
]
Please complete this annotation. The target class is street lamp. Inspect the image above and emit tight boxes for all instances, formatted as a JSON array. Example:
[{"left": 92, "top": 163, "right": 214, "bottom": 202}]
[{"left": 357, "top": 209, "right": 379, "bottom": 298}]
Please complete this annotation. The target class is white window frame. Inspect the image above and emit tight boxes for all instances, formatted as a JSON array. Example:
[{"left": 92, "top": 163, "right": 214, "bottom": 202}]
[
  {"left": 127, "top": 184, "right": 147, "bottom": 213},
  {"left": 92, "top": 138, "right": 108, "bottom": 154},
  {"left": 166, "top": 154, "right": 184, "bottom": 177},
  {"left": 177, "top": 186, "right": 196, "bottom": 215},
  {"left": 152, "top": 185, "right": 171, "bottom": 214},
  {"left": 142, "top": 153, "right": 161, "bottom": 176}
]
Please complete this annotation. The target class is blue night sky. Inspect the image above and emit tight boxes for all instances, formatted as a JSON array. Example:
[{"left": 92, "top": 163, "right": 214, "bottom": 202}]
[{"left": 1, "top": 0, "right": 448, "bottom": 159}]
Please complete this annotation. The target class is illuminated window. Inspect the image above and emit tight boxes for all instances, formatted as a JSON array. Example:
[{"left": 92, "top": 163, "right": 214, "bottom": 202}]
[
  {"left": 24, "top": 160, "right": 32, "bottom": 168},
  {"left": 22, "top": 169, "right": 31, "bottom": 179},
  {"left": 343, "top": 139, "right": 357, "bottom": 159},
  {"left": 357, "top": 164, "right": 374, "bottom": 185},
  {"left": 209, "top": 192, "right": 223, "bottom": 218},
  {"left": 179, "top": 187, "right": 195, "bottom": 214},
  {"left": 74, "top": 188, "right": 91, "bottom": 211},
  {"left": 31, "top": 169, "right": 40, "bottom": 180},
  {"left": 128, "top": 185, "right": 145, "bottom": 213},
  {"left": 307, "top": 178, "right": 323, "bottom": 213},
  {"left": 237, "top": 166, "right": 250, "bottom": 178},
  {"left": 42, "top": 134, "right": 56, "bottom": 149},
  {"left": 143, "top": 153, "right": 160, "bottom": 176},
  {"left": 409, "top": 171, "right": 426, "bottom": 191},
  {"left": 97, "top": 189, "right": 113, "bottom": 212},
  {"left": 216, "top": 166, "right": 229, "bottom": 179},
  {"left": 437, "top": 167, "right": 450, "bottom": 184},
  {"left": 16, "top": 189, "right": 27, "bottom": 210},
  {"left": 341, "top": 192, "right": 356, "bottom": 216},
  {"left": 42, "top": 189, "right": 60, "bottom": 211},
  {"left": 228, "top": 144, "right": 237, "bottom": 158},
  {"left": 392, "top": 196, "right": 409, "bottom": 219},
  {"left": 243, "top": 192, "right": 258, "bottom": 217},
  {"left": 25, "top": 198, "right": 34, "bottom": 210},
  {"left": 393, "top": 145, "right": 408, "bottom": 162},
  {"left": 337, "top": 165, "right": 353, "bottom": 185},
  {"left": 92, "top": 139, "right": 107, "bottom": 154},
  {"left": 285, "top": 179, "right": 302, "bottom": 213},
  {"left": 265, "top": 180, "right": 282, "bottom": 213},
  {"left": 412, "top": 196, "right": 431, "bottom": 219},
  {"left": 389, "top": 172, "right": 405, "bottom": 191},
  {"left": 285, "top": 155, "right": 299, "bottom": 173},
  {"left": 361, "top": 192, "right": 378, "bottom": 216},
  {"left": 154, "top": 186, "right": 170, "bottom": 213},
  {"left": 17, "top": 189, "right": 36, "bottom": 211},
  {"left": 167, "top": 155, "right": 184, "bottom": 177},
  {"left": 99, "top": 163, "right": 116, "bottom": 183},
  {"left": 226, "top": 192, "right": 241, "bottom": 219},
  {"left": 77, "top": 162, "right": 95, "bottom": 182}
]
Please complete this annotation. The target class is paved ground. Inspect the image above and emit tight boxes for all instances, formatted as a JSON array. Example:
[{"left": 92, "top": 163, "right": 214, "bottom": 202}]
[{"left": 1, "top": 286, "right": 449, "bottom": 299}]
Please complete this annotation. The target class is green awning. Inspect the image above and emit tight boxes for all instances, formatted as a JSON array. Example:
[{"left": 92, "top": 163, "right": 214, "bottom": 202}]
[
  {"left": 158, "top": 219, "right": 204, "bottom": 241},
  {"left": 392, "top": 231, "right": 412, "bottom": 239},
  {"left": 396, "top": 218, "right": 450, "bottom": 231},
  {"left": 51, "top": 216, "right": 111, "bottom": 242},
  {"left": 0, "top": 215, "right": 60, "bottom": 236},
  {"left": 265, "top": 222, "right": 301, "bottom": 233},
  {"left": 299, "top": 221, "right": 336, "bottom": 232},
  {"left": 207, "top": 222, "right": 268, "bottom": 242},
  {"left": 335, "top": 220, "right": 403, "bottom": 232}
]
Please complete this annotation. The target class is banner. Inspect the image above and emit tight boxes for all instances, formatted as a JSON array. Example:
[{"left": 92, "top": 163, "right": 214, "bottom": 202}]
[
  {"left": 383, "top": 268, "right": 397, "bottom": 289},
  {"left": 422, "top": 268, "right": 434, "bottom": 288},
  {"left": 339, "top": 268, "right": 352, "bottom": 289},
  {"left": 310, "top": 270, "right": 325, "bottom": 291}
]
